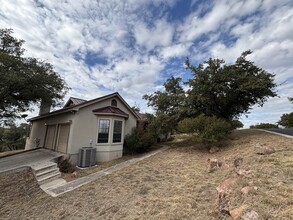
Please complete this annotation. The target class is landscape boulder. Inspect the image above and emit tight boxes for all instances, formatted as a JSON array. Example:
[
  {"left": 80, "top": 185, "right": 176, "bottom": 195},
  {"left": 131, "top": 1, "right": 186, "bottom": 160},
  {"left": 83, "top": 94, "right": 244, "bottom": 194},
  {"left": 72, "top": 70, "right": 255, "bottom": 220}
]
[
  {"left": 236, "top": 169, "right": 251, "bottom": 176},
  {"left": 233, "top": 157, "right": 243, "bottom": 167},
  {"left": 241, "top": 186, "right": 256, "bottom": 194},
  {"left": 216, "top": 178, "right": 237, "bottom": 193},
  {"left": 256, "top": 147, "right": 275, "bottom": 155},
  {"left": 209, "top": 146, "right": 220, "bottom": 153},
  {"left": 229, "top": 205, "right": 247, "bottom": 219},
  {"left": 242, "top": 210, "right": 259, "bottom": 220}
]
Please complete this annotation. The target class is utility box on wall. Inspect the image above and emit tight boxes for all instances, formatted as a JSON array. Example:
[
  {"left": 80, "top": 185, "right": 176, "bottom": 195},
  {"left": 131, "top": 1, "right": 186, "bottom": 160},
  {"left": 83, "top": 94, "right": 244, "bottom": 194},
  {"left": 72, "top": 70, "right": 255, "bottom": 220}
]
[{"left": 78, "top": 147, "right": 96, "bottom": 168}]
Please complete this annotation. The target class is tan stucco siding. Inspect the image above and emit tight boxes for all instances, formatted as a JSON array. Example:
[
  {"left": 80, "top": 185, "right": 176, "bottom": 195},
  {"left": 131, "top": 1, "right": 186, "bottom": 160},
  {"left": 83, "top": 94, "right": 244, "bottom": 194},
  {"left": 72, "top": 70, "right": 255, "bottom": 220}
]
[
  {"left": 68, "top": 98, "right": 137, "bottom": 155},
  {"left": 25, "top": 95, "right": 138, "bottom": 160},
  {"left": 25, "top": 112, "right": 75, "bottom": 150}
]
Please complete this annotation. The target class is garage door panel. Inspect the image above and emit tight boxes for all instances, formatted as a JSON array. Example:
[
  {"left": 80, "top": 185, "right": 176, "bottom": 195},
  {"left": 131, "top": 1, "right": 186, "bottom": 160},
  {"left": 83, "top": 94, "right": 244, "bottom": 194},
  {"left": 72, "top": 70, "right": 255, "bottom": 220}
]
[
  {"left": 56, "top": 124, "right": 70, "bottom": 153},
  {"left": 44, "top": 125, "right": 56, "bottom": 150}
]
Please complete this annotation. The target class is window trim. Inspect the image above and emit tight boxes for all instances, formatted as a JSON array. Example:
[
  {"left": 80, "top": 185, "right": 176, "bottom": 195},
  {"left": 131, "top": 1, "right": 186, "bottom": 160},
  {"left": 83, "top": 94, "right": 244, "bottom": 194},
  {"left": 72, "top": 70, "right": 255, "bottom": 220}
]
[
  {"left": 97, "top": 119, "right": 110, "bottom": 144},
  {"left": 96, "top": 117, "right": 124, "bottom": 145},
  {"left": 112, "top": 120, "right": 123, "bottom": 143}
]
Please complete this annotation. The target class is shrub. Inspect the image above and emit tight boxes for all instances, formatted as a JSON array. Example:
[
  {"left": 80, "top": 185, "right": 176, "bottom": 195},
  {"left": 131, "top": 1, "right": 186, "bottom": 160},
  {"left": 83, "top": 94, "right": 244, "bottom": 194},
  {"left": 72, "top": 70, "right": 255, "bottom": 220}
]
[
  {"left": 124, "top": 127, "right": 157, "bottom": 154},
  {"left": 178, "top": 114, "right": 232, "bottom": 144},
  {"left": 124, "top": 128, "right": 143, "bottom": 154},
  {"left": 58, "top": 158, "right": 76, "bottom": 173},
  {"left": 250, "top": 123, "right": 278, "bottom": 129}
]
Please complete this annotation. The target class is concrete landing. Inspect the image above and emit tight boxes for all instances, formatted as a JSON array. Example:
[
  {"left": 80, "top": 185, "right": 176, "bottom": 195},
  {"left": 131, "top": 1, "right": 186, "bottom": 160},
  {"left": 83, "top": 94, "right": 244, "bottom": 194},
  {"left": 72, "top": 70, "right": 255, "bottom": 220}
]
[{"left": 0, "top": 149, "right": 64, "bottom": 173}]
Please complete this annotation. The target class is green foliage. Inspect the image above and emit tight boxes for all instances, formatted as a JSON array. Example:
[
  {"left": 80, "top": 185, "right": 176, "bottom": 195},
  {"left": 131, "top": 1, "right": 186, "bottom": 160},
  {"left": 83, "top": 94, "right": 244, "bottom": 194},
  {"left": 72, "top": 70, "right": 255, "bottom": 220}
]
[
  {"left": 185, "top": 50, "right": 277, "bottom": 120},
  {"left": 124, "top": 128, "right": 143, "bottom": 153},
  {"left": 230, "top": 120, "right": 244, "bottom": 129},
  {"left": 178, "top": 114, "right": 232, "bottom": 144},
  {"left": 143, "top": 51, "right": 277, "bottom": 139},
  {"left": 124, "top": 127, "right": 157, "bottom": 154},
  {"left": 143, "top": 76, "right": 185, "bottom": 134},
  {"left": 250, "top": 123, "right": 279, "bottom": 129},
  {"left": 0, "top": 28, "right": 69, "bottom": 125},
  {"left": 0, "top": 123, "right": 29, "bottom": 151},
  {"left": 278, "top": 112, "right": 293, "bottom": 128}
]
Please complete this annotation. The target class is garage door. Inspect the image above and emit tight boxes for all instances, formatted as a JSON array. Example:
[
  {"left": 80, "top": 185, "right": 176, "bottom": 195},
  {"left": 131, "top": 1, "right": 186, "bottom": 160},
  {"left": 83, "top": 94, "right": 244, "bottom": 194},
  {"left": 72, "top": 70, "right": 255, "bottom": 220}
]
[
  {"left": 44, "top": 125, "right": 56, "bottom": 150},
  {"left": 56, "top": 124, "right": 70, "bottom": 153}
]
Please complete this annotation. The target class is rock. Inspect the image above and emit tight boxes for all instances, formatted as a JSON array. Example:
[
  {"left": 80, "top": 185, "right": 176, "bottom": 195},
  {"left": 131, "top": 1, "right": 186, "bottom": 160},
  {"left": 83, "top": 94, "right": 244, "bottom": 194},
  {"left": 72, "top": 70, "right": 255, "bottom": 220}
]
[
  {"left": 208, "top": 158, "right": 223, "bottom": 170},
  {"left": 222, "top": 162, "right": 230, "bottom": 169},
  {"left": 229, "top": 205, "right": 247, "bottom": 219},
  {"left": 243, "top": 210, "right": 259, "bottom": 220},
  {"left": 234, "top": 157, "right": 243, "bottom": 167},
  {"left": 256, "top": 147, "right": 275, "bottom": 155},
  {"left": 71, "top": 171, "right": 78, "bottom": 178},
  {"left": 241, "top": 186, "right": 254, "bottom": 194},
  {"left": 236, "top": 169, "right": 251, "bottom": 176},
  {"left": 209, "top": 146, "right": 220, "bottom": 153},
  {"left": 217, "top": 192, "right": 230, "bottom": 213},
  {"left": 216, "top": 178, "right": 237, "bottom": 193}
]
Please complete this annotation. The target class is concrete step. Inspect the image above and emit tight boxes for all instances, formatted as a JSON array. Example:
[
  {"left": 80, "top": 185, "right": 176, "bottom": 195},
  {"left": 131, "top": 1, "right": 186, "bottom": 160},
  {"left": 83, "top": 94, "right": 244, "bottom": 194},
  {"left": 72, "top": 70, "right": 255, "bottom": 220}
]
[
  {"left": 36, "top": 167, "right": 60, "bottom": 178},
  {"left": 40, "top": 178, "right": 67, "bottom": 191},
  {"left": 37, "top": 171, "right": 61, "bottom": 185},
  {"left": 34, "top": 163, "right": 58, "bottom": 174}
]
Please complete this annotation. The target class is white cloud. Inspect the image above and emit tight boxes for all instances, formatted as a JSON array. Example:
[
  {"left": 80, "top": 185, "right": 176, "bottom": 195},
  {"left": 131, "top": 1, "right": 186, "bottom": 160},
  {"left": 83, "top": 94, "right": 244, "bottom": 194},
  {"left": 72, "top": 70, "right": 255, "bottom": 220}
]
[
  {"left": 0, "top": 0, "right": 292, "bottom": 126},
  {"left": 134, "top": 19, "right": 174, "bottom": 51}
]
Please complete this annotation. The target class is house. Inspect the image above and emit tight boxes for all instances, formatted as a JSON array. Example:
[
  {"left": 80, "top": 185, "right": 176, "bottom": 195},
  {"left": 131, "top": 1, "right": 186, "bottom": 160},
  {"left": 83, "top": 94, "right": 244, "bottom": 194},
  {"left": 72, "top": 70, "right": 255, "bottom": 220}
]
[{"left": 25, "top": 92, "right": 141, "bottom": 164}]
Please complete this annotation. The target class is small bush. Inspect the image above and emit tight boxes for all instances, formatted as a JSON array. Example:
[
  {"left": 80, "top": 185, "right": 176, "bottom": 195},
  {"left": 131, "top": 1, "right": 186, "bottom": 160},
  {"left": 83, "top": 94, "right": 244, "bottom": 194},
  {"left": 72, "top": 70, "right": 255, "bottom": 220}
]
[
  {"left": 58, "top": 158, "right": 76, "bottom": 173},
  {"left": 178, "top": 114, "right": 232, "bottom": 144},
  {"left": 124, "top": 127, "right": 157, "bottom": 154},
  {"left": 124, "top": 128, "right": 143, "bottom": 154},
  {"left": 250, "top": 123, "right": 278, "bottom": 129}
]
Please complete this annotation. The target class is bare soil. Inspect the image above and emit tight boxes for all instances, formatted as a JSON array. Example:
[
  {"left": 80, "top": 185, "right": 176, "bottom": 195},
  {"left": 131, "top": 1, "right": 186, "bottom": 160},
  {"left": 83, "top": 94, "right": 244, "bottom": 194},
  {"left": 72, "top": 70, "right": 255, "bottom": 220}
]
[{"left": 0, "top": 130, "right": 292, "bottom": 219}]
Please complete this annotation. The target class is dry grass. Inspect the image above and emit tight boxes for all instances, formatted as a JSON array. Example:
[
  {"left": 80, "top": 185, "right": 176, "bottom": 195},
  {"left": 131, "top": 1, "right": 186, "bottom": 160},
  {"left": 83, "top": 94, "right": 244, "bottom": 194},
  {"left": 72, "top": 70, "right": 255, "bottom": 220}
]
[
  {"left": 0, "top": 149, "right": 24, "bottom": 157},
  {"left": 62, "top": 145, "right": 162, "bottom": 181},
  {"left": 0, "top": 129, "right": 292, "bottom": 219}
]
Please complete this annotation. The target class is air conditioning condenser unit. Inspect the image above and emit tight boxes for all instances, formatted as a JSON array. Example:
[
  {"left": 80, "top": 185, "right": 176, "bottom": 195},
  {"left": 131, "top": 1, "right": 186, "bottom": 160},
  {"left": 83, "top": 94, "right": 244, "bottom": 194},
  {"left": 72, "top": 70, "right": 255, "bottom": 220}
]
[{"left": 78, "top": 147, "right": 96, "bottom": 168}]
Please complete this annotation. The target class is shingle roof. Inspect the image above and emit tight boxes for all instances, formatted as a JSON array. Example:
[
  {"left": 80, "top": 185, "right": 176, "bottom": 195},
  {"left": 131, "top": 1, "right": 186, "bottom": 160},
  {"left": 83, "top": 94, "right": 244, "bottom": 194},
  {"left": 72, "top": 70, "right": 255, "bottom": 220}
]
[
  {"left": 92, "top": 106, "right": 129, "bottom": 118},
  {"left": 28, "top": 92, "right": 140, "bottom": 121},
  {"left": 63, "top": 97, "right": 87, "bottom": 108}
]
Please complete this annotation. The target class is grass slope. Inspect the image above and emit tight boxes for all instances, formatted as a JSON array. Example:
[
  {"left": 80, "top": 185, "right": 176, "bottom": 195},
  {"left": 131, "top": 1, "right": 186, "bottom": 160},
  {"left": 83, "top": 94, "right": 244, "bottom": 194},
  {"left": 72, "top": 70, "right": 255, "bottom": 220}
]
[{"left": 0, "top": 130, "right": 292, "bottom": 219}]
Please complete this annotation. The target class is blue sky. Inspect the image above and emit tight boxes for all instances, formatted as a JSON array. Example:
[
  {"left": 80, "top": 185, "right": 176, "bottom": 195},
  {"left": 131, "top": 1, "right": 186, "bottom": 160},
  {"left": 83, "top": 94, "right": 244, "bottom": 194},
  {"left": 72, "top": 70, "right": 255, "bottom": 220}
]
[{"left": 1, "top": 0, "right": 293, "bottom": 127}]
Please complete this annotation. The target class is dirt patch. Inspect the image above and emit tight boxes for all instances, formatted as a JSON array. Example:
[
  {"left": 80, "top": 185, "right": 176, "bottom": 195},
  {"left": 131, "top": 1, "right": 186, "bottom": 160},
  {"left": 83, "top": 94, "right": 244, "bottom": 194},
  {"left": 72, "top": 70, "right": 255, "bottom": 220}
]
[{"left": 0, "top": 130, "right": 292, "bottom": 219}]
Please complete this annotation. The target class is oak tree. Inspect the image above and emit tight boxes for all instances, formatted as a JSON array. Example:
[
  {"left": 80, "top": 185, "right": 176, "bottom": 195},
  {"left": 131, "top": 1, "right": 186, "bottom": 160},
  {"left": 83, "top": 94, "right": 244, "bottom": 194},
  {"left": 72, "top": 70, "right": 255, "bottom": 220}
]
[{"left": 0, "top": 29, "right": 69, "bottom": 125}]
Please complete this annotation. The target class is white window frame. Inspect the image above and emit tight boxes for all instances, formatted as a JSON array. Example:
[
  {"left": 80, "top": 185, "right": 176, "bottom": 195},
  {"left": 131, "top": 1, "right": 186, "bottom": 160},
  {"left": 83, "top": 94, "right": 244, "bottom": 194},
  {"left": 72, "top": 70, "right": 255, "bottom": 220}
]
[{"left": 96, "top": 117, "right": 124, "bottom": 145}]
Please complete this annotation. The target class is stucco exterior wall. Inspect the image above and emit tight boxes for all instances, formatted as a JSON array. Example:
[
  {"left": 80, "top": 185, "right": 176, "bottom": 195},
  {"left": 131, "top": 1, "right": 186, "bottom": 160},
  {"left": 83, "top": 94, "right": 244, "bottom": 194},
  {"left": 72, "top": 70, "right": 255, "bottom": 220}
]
[
  {"left": 25, "top": 112, "right": 76, "bottom": 150},
  {"left": 25, "top": 95, "right": 138, "bottom": 164},
  {"left": 68, "top": 97, "right": 137, "bottom": 156}
]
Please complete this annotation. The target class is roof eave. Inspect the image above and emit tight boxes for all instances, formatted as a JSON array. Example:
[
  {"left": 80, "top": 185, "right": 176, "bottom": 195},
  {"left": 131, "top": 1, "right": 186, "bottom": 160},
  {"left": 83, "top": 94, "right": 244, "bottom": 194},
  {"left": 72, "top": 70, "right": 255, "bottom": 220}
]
[{"left": 92, "top": 112, "right": 129, "bottom": 118}]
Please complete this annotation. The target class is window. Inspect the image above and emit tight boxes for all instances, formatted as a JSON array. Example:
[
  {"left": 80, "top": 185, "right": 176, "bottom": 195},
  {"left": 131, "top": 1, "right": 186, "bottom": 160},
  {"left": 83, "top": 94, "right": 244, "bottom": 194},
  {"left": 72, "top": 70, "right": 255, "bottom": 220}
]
[
  {"left": 111, "top": 99, "right": 117, "bottom": 107},
  {"left": 113, "top": 120, "right": 122, "bottom": 143},
  {"left": 97, "top": 119, "right": 110, "bottom": 143}
]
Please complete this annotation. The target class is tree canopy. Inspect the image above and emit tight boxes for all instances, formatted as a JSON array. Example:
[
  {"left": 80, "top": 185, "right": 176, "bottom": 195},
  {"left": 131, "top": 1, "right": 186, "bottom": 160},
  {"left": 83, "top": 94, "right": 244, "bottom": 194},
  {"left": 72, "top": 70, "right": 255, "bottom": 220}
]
[
  {"left": 143, "top": 76, "right": 185, "bottom": 134},
  {"left": 0, "top": 28, "right": 69, "bottom": 125},
  {"left": 0, "top": 123, "right": 29, "bottom": 151},
  {"left": 278, "top": 113, "right": 293, "bottom": 128},
  {"left": 185, "top": 50, "right": 277, "bottom": 120},
  {"left": 144, "top": 51, "right": 277, "bottom": 135}
]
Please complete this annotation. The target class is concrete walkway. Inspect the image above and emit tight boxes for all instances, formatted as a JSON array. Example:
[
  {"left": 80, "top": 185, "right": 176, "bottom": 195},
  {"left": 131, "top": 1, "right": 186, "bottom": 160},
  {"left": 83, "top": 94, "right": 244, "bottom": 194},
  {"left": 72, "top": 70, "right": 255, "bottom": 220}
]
[
  {"left": 43, "top": 145, "right": 170, "bottom": 197},
  {"left": 0, "top": 149, "right": 64, "bottom": 173}
]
